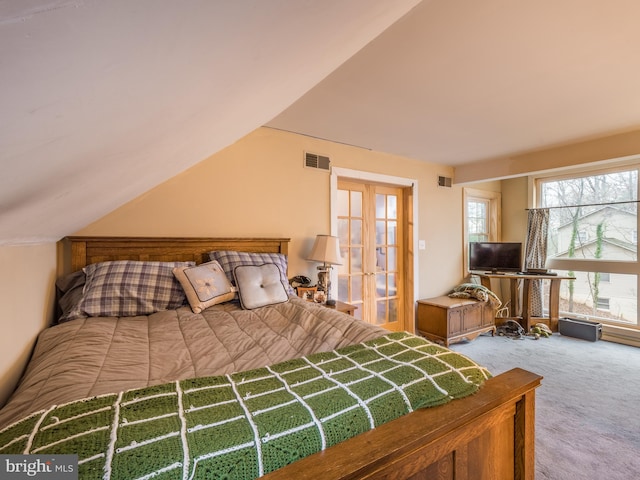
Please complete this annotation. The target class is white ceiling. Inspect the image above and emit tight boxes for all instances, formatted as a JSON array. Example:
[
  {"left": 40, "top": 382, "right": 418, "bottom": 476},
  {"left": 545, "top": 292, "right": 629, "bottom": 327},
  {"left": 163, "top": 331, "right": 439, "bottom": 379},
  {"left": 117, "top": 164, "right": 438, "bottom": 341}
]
[
  {"left": 3, "top": 0, "right": 640, "bottom": 245},
  {"left": 268, "top": 0, "right": 640, "bottom": 167}
]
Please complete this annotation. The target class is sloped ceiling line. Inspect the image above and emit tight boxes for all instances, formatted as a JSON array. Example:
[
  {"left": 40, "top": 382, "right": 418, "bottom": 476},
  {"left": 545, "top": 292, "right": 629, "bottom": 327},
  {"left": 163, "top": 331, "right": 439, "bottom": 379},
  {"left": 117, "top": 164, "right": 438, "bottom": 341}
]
[{"left": 0, "top": 0, "right": 420, "bottom": 245}]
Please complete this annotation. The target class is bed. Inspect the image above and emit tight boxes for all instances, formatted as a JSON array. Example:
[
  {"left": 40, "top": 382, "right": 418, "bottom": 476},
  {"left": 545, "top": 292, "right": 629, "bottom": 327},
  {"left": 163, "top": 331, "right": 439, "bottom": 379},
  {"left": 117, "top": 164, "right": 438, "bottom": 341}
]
[{"left": 0, "top": 236, "right": 541, "bottom": 479}]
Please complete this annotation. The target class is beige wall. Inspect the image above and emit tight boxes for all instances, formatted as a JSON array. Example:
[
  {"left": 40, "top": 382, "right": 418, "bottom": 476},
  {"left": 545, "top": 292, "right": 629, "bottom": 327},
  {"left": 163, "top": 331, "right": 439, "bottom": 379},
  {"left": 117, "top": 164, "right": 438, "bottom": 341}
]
[
  {"left": 501, "top": 176, "right": 529, "bottom": 242},
  {"left": 77, "top": 127, "right": 467, "bottom": 298},
  {"left": 0, "top": 243, "right": 57, "bottom": 406}
]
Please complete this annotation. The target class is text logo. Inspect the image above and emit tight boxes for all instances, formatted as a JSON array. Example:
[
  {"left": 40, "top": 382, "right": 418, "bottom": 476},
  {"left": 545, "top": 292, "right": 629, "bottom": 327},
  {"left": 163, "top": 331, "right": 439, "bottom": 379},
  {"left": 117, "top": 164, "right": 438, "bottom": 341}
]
[{"left": 0, "top": 455, "right": 78, "bottom": 480}]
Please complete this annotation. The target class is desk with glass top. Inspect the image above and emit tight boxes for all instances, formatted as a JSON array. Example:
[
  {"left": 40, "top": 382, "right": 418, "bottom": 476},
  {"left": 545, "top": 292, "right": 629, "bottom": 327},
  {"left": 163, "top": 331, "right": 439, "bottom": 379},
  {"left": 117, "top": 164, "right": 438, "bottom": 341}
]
[{"left": 473, "top": 272, "right": 575, "bottom": 331}]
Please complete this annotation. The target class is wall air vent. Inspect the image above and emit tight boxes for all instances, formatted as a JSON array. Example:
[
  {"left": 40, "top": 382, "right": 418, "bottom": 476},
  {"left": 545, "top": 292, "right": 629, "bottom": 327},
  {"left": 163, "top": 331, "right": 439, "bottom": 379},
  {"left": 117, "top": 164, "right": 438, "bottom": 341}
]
[
  {"left": 438, "top": 175, "right": 452, "bottom": 188},
  {"left": 304, "top": 152, "right": 331, "bottom": 171}
]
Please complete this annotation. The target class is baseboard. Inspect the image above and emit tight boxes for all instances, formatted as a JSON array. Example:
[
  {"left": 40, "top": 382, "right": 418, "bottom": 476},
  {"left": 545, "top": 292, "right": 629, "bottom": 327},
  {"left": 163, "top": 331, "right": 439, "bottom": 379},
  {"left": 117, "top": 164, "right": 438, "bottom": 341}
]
[{"left": 601, "top": 324, "right": 640, "bottom": 348}]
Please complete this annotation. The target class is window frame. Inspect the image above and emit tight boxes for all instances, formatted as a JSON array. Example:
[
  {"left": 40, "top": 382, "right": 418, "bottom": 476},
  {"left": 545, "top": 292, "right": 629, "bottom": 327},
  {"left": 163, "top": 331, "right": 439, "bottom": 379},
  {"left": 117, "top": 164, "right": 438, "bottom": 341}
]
[
  {"left": 577, "top": 230, "right": 589, "bottom": 244},
  {"left": 463, "top": 188, "right": 501, "bottom": 276},
  {"left": 534, "top": 163, "right": 640, "bottom": 329}
]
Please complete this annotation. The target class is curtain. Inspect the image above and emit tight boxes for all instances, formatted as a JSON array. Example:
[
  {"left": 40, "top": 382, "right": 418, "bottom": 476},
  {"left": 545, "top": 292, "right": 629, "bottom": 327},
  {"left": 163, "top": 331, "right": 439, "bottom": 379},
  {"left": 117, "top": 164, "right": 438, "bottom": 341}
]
[{"left": 525, "top": 208, "right": 550, "bottom": 316}]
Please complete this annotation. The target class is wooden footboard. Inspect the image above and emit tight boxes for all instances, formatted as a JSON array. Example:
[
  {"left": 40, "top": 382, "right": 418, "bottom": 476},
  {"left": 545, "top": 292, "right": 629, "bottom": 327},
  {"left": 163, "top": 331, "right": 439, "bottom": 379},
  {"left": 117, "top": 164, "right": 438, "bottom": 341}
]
[{"left": 264, "top": 368, "right": 541, "bottom": 480}]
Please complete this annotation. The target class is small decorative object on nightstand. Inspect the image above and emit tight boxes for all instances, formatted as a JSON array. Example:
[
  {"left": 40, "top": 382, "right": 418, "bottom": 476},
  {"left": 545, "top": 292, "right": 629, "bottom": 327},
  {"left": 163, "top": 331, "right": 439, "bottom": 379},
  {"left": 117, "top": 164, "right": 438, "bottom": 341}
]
[
  {"left": 297, "top": 286, "right": 317, "bottom": 301},
  {"left": 307, "top": 234, "right": 342, "bottom": 306}
]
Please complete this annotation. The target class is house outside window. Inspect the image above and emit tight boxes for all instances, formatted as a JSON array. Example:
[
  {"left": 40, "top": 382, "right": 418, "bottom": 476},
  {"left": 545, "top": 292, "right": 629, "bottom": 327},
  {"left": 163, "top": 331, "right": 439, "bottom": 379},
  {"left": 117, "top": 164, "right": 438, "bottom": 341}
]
[{"left": 536, "top": 166, "right": 638, "bottom": 328}]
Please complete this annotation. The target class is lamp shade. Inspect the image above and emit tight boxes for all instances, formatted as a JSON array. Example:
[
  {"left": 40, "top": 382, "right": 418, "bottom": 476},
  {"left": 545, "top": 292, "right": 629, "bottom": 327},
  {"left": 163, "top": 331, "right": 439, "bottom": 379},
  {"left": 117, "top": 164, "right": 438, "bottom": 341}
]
[{"left": 307, "top": 235, "right": 342, "bottom": 265}]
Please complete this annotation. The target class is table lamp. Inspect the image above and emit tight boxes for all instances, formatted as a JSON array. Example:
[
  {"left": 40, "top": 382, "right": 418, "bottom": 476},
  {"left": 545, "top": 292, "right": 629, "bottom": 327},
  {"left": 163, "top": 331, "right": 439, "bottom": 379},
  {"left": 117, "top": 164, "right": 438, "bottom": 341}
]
[{"left": 307, "top": 234, "right": 342, "bottom": 305}]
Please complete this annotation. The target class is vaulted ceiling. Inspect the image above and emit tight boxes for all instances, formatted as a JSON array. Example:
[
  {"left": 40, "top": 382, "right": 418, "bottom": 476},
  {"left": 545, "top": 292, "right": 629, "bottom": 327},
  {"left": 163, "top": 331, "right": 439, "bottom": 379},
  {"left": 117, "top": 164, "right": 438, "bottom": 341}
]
[
  {"left": 3, "top": 0, "right": 640, "bottom": 245},
  {"left": 268, "top": 0, "right": 640, "bottom": 168}
]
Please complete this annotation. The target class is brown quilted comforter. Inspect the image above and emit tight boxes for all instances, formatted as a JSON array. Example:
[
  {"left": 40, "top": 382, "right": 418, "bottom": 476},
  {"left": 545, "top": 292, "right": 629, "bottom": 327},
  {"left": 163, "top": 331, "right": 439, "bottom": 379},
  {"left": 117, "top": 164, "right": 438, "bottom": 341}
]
[{"left": 0, "top": 296, "right": 387, "bottom": 429}]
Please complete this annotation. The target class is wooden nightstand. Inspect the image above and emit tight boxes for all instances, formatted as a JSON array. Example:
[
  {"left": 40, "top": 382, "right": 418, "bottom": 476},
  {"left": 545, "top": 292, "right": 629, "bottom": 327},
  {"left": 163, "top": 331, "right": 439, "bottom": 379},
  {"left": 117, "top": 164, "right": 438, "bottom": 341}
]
[{"left": 323, "top": 300, "right": 357, "bottom": 316}]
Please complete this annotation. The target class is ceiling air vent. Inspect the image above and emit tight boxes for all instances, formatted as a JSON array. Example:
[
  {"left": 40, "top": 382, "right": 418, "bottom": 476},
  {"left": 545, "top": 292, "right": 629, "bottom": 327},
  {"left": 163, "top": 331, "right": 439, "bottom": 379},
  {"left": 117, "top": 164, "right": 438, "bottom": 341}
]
[{"left": 304, "top": 152, "right": 330, "bottom": 171}]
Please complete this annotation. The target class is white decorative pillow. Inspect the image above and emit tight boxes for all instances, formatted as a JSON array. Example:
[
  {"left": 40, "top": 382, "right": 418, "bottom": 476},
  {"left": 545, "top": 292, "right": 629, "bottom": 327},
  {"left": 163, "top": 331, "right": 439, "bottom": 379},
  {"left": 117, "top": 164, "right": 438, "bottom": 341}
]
[
  {"left": 233, "top": 263, "right": 289, "bottom": 310},
  {"left": 209, "top": 250, "right": 296, "bottom": 296},
  {"left": 173, "top": 261, "right": 236, "bottom": 313}
]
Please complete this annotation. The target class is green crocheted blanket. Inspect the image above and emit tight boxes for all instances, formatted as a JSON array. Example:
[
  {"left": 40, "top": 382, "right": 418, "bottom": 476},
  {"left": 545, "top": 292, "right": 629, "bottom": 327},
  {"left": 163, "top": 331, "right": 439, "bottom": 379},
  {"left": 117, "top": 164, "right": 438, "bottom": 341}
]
[{"left": 0, "top": 332, "right": 490, "bottom": 479}]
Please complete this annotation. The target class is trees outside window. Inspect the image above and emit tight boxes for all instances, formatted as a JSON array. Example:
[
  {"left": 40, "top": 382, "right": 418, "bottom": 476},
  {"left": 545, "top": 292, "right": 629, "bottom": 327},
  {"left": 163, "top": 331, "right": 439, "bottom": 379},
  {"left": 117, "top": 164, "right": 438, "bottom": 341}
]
[{"left": 537, "top": 167, "right": 638, "bottom": 327}]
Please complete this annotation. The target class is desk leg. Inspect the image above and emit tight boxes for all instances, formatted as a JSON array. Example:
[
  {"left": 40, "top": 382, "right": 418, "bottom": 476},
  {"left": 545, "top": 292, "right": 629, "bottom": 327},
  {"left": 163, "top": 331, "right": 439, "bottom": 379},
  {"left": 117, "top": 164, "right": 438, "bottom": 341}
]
[
  {"left": 521, "top": 279, "right": 531, "bottom": 331},
  {"left": 509, "top": 278, "right": 519, "bottom": 319},
  {"left": 548, "top": 279, "right": 562, "bottom": 331}
]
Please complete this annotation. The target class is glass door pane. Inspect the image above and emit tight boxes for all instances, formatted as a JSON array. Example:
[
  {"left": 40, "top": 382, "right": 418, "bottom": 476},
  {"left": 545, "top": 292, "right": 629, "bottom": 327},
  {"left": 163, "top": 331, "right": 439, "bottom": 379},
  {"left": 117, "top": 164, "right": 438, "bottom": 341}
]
[
  {"left": 373, "top": 188, "right": 402, "bottom": 329},
  {"left": 337, "top": 183, "right": 365, "bottom": 320}
]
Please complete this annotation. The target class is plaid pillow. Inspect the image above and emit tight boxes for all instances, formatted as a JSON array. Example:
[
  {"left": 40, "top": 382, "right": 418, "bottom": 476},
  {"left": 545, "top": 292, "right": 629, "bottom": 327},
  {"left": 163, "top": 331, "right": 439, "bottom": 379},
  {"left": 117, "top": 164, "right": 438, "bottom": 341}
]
[
  {"left": 209, "top": 250, "right": 295, "bottom": 295},
  {"left": 78, "top": 260, "right": 195, "bottom": 317}
]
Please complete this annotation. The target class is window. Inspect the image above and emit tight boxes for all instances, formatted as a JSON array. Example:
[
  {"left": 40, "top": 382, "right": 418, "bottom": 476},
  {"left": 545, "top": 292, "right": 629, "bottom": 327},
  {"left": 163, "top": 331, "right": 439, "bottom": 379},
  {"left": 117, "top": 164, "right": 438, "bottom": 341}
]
[
  {"left": 463, "top": 188, "right": 501, "bottom": 274},
  {"left": 540, "top": 169, "right": 637, "bottom": 261},
  {"left": 597, "top": 297, "right": 610, "bottom": 311},
  {"left": 467, "top": 199, "right": 489, "bottom": 242},
  {"left": 536, "top": 166, "right": 638, "bottom": 328},
  {"left": 577, "top": 230, "right": 589, "bottom": 244}
]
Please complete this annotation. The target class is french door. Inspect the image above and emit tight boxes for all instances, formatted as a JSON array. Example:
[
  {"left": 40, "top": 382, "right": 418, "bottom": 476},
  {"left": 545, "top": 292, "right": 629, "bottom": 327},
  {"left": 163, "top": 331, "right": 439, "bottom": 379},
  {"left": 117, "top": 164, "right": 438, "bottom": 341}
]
[{"left": 336, "top": 180, "right": 405, "bottom": 331}]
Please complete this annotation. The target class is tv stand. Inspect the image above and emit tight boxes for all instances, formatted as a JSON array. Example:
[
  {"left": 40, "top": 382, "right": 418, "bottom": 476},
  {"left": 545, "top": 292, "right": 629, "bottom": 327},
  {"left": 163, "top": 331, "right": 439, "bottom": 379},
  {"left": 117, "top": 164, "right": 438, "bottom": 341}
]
[{"left": 474, "top": 272, "right": 575, "bottom": 332}]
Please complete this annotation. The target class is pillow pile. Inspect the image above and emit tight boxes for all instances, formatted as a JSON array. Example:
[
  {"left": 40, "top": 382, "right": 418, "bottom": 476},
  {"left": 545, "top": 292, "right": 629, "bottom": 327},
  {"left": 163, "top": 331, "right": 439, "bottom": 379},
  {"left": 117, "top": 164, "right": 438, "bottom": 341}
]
[{"left": 57, "top": 251, "right": 295, "bottom": 320}]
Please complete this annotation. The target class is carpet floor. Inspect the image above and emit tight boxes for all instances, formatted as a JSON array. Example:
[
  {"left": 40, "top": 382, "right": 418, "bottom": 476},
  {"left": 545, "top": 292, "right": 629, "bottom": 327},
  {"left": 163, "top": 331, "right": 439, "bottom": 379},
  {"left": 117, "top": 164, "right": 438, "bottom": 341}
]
[{"left": 451, "top": 333, "right": 640, "bottom": 480}]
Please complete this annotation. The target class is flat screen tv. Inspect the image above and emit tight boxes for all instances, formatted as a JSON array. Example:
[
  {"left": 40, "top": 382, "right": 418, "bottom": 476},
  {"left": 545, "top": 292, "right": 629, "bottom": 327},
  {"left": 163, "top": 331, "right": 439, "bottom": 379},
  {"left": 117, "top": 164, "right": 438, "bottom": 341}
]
[{"left": 469, "top": 242, "right": 522, "bottom": 273}]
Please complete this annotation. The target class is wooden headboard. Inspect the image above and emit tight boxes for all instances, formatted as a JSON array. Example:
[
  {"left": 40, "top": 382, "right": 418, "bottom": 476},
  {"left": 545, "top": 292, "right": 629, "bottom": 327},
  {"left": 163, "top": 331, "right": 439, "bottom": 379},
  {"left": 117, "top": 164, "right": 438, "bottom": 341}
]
[{"left": 59, "top": 236, "right": 290, "bottom": 274}]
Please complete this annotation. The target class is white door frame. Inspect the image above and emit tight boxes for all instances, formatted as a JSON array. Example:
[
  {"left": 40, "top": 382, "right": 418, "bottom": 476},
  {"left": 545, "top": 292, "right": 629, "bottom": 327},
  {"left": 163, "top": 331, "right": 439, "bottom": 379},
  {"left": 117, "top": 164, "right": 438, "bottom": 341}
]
[{"left": 330, "top": 167, "right": 419, "bottom": 302}]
